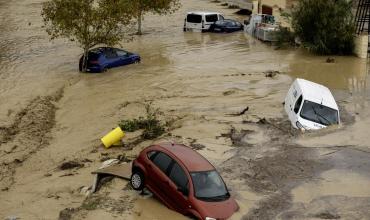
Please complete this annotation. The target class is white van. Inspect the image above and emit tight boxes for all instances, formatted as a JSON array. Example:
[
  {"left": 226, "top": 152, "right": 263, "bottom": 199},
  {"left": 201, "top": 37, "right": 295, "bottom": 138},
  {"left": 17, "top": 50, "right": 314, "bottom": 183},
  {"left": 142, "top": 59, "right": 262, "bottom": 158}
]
[
  {"left": 284, "top": 78, "right": 340, "bottom": 130},
  {"left": 184, "top": 11, "right": 224, "bottom": 32}
]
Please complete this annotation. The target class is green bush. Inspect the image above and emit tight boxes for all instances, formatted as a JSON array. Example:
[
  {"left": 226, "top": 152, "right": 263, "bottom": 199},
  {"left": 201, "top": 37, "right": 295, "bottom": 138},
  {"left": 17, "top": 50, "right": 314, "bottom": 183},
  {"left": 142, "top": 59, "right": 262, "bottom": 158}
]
[
  {"left": 291, "top": 0, "right": 355, "bottom": 55},
  {"left": 275, "top": 26, "right": 296, "bottom": 48},
  {"left": 118, "top": 104, "right": 165, "bottom": 140}
]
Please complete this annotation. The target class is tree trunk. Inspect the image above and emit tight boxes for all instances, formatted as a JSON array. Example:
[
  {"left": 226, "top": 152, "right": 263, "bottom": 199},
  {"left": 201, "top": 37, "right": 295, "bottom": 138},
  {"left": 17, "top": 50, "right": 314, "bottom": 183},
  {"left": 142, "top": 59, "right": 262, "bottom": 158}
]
[
  {"left": 137, "top": 10, "right": 142, "bottom": 35},
  {"left": 82, "top": 48, "right": 89, "bottom": 73}
]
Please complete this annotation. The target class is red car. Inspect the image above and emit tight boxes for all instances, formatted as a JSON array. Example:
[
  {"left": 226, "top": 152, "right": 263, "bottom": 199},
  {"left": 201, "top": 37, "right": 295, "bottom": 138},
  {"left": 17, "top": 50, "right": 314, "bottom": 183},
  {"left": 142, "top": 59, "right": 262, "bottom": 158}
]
[{"left": 130, "top": 143, "right": 239, "bottom": 220}]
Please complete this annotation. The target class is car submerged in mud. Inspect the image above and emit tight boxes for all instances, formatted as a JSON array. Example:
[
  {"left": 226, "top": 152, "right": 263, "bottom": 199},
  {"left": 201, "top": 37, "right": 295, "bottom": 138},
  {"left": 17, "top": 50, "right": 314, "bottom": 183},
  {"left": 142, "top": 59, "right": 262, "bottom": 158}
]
[
  {"left": 285, "top": 78, "right": 340, "bottom": 130},
  {"left": 130, "top": 143, "right": 239, "bottom": 220},
  {"left": 79, "top": 47, "right": 140, "bottom": 73},
  {"left": 209, "top": 19, "right": 243, "bottom": 33}
]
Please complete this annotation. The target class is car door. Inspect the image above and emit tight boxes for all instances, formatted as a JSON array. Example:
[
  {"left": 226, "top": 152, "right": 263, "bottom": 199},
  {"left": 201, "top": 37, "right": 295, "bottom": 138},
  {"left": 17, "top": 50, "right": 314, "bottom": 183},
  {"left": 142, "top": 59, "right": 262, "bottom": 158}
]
[
  {"left": 104, "top": 49, "right": 120, "bottom": 68},
  {"left": 166, "top": 161, "right": 191, "bottom": 214},
  {"left": 116, "top": 49, "right": 131, "bottom": 65},
  {"left": 147, "top": 152, "right": 175, "bottom": 206},
  {"left": 231, "top": 21, "right": 240, "bottom": 31}
]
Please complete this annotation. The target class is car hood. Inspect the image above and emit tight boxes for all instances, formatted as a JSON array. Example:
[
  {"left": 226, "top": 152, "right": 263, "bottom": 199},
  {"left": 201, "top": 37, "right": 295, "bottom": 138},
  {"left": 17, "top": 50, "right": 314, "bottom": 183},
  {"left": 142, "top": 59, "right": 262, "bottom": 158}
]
[
  {"left": 195, "top": 197, "right": 239, "bottom": 219},
  {"left": 130, "top": 53, "right": 140, "bottom": 58}
]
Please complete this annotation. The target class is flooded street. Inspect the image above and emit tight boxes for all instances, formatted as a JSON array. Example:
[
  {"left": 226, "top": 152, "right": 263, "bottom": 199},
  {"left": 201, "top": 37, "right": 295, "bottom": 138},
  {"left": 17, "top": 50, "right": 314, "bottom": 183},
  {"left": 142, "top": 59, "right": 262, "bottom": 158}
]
[{"left": 1, "top": 0, "right": 370, "bottom": 219}]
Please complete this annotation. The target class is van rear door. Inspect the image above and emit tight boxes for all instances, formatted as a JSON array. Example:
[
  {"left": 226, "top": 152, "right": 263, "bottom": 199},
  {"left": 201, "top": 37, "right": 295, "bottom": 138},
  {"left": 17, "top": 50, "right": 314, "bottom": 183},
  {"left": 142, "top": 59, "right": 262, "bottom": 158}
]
[{"left": 186, "top": 14, "right": 202, "bottom": 30}]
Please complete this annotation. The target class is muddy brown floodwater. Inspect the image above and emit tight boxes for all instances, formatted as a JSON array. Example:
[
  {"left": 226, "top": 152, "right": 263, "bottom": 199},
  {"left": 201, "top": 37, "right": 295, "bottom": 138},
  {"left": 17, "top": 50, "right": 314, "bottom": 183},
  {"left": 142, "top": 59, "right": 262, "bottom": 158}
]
[{"left": 1, "top": 0, "right": 370, "bottom": 219}]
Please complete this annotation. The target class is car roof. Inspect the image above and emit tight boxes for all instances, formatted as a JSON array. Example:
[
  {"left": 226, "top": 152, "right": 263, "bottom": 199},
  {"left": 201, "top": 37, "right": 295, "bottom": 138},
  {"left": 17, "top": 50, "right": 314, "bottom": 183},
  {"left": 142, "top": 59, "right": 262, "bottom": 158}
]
[
  {"left": 187, "top": 11, "right": 221, "bottom": 15},
  {"left": 90, "top": 47, "right": 124, "bottom": 53},
  {"left": 217, "top": 19, "right": 237, "bottom": 22},
  {"left": 154, "top": 143, "right": 215, "bottom": 172},
  {"left": 295, "top": 78, "right": 338, "bottom": 110}
]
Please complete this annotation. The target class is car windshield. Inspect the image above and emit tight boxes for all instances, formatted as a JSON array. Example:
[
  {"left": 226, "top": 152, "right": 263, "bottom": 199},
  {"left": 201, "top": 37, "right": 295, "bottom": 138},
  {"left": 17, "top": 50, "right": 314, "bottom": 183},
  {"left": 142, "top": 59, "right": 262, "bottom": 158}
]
[
  {"left": 191, "top": 170, "right": 229, "bottom": 202},
  {"left": 300, "top": 100, "right": 339, "bottom": 126}
]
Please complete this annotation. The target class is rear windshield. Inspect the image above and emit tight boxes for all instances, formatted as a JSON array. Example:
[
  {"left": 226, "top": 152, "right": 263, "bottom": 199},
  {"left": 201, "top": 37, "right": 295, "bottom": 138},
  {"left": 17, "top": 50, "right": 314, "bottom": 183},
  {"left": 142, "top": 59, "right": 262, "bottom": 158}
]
[
  {"left": 88, "top": 52, "right": 100, "bottom": 61},
  {"left": 187, "top": 14, "right": 202, "bottom": 23},
  {"left": 300, "top": 100, "right": 339, "bottom": 126},
  {"left": 205, "top": 14, "right": 219, "bottom": 22}
]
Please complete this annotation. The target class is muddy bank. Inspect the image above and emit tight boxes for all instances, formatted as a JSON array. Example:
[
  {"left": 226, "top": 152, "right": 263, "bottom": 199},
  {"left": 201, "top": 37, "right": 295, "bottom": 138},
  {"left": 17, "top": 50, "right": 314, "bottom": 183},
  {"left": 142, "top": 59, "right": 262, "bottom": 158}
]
[
  {"left": 0, "top": 88, "right": 64, "bottom": 191},
  {"left": 219, "top": 114, "right": 370, "bottom": 219}
]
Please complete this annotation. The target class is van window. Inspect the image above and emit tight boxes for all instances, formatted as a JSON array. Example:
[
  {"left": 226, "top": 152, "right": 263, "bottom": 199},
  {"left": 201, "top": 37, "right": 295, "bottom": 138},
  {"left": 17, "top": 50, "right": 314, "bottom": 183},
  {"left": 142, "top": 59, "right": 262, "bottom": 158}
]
[
  {"left": 187, "top": 14, "right": 202, "bottom": 23},
  {"left": 300, "top": 100, "right": 339, "bottom": 126},
  {"left": 205, "top": 14, "right": 219, "bottom": 22},
  {"left": 294, "top": 95, "right": 303, "bottom": 114}
]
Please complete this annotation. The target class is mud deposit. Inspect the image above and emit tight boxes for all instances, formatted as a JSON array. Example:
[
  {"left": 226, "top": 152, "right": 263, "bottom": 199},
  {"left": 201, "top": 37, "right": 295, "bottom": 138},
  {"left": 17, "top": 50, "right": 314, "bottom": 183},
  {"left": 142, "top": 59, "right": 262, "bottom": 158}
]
[
  {"left": 1, "top": 0, "right": 370, "bottom": 219},
  {"left": 0, "top": 89, "right": 64, "bottom": 190}
]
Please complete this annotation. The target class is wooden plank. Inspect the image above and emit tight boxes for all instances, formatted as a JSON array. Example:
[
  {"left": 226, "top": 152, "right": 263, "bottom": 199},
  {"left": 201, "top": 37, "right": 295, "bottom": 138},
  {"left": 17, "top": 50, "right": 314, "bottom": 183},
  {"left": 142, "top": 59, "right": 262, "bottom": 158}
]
[{"left": 92, "top": 163, "right": 132, "bottom": 180}]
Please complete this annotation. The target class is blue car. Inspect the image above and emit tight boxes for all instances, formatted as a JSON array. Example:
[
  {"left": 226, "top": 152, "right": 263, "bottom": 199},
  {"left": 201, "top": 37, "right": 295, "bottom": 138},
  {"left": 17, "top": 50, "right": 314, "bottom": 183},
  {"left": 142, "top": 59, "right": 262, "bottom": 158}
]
[
  {"left": 79, "top": 47, "right": 141, "bottom": 73},
  {"left": 209, "top": 19, "right": 243, "bottom": 33}
]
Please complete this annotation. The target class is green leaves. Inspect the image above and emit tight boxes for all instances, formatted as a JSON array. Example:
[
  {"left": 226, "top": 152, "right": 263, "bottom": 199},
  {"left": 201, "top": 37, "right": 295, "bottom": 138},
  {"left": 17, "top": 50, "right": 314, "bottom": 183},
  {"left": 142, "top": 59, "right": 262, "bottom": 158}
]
[
  {"left": 42, "top": 0, "right": 134, "bottom": 52},
  {"left": 291, "top": 0, "right": 355, "bottom": 55},
  {"left": 118, "top": 103, "right": 166, "bottom": 140}
]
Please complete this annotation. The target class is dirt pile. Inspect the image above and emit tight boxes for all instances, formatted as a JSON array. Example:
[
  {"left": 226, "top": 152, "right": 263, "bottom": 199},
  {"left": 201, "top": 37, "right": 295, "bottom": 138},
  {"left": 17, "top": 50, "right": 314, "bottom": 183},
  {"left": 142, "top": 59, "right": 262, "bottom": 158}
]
[
  {"left": 219, "top": 118, "right": 327, "bottom": 219},
  {"left": 0, "top": 88, "right": 64, "bottom": 190}
]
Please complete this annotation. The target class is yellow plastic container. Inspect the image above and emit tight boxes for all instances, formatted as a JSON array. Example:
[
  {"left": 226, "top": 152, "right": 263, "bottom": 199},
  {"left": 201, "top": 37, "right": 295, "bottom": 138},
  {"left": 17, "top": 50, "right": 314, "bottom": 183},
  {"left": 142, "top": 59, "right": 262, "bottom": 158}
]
[{"left": 101, "top": 127, "right": 125, "bottom": 148}]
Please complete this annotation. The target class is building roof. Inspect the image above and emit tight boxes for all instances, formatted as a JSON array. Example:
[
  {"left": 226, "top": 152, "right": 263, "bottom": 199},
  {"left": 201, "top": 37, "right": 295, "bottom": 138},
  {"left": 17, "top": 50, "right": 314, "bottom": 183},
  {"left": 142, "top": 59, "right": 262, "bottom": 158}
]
[
  {"left": 295, "top": 78, "right": 338, "bottom": 110},
  {"left": 158, "top": 143, "right": 215, "bottom": 172}
]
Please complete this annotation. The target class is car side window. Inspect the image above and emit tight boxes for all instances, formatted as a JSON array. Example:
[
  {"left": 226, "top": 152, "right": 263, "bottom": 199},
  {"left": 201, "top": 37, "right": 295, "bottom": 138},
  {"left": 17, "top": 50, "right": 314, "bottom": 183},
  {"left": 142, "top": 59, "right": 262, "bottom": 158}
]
[
  {"left": 116, "top": 50, "right": 128, "bottom": 57},
  {"left": 152, "top": 152, "right": 172, "bottom": 174},
  {"left": 294, "top": 95, "right": 303, "bottom": 114},
  {"left": 147, "top": 151, "right": 157, "bottom": 160},
  {"left": 105, "top": 49, "right": 118, "bottom": 59},
  {"left": 169, "top": 162, "right": 188, "bottom": 190}
]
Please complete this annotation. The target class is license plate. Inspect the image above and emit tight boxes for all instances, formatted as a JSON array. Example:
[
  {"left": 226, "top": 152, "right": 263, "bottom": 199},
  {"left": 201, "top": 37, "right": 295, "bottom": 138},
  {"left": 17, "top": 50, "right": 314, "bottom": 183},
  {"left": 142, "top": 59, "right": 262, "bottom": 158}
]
[{"left": 215, "top": 28, "right": 221, "bottom": 31}]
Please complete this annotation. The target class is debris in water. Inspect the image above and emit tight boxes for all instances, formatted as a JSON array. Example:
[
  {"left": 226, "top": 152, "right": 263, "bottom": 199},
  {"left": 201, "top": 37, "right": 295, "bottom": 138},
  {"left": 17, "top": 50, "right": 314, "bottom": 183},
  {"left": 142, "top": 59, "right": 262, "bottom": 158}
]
[
  {"left": 235, "top": 9, "right": 252, "bottom": 15},
  {"left": 326, "top": 57, "right": 335, "bottom": 63},
  {"left": 314, "top": 212, "right": 341, "bottom": 219},
  {"left": 5, "top": 216, "right": 19, "bottom": 220},
  {"left": 190, "top": 142, "right": 206, "bottom": 151},
  {"left": 227, "top": 107, "right": 249, "bottom": 116},
  {"left": 59, "top": 208, "right": 76, "bottom": 220},
  {"left": 228, "top": 4, "right": 240, "bottom": 9},
  {"left": 264, "top": 70, "right": 280, "bottom": 78},
  {"left": 59, "top": 161, "right": 84, "bottom": 170}
]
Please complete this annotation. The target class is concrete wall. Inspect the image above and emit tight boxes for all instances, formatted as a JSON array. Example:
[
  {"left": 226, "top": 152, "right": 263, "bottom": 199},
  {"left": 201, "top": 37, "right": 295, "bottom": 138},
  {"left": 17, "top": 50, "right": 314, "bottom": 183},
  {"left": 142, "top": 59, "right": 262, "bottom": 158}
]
[{"left": 354, "top": 34, "right": 369, "bottom": 59}]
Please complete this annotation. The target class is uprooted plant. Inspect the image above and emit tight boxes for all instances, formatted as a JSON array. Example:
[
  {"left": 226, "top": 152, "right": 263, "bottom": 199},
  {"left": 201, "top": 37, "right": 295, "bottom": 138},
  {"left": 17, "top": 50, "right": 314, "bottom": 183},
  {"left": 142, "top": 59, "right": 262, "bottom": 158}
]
[{"left": 119, "top": 103, "right": 165, "bottom": 139}]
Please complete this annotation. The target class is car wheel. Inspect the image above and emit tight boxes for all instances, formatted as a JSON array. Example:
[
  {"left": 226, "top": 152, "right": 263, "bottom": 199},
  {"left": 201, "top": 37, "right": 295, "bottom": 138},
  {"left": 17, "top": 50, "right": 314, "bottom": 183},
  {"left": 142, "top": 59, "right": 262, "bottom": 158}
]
[{"left": 131, "top": 170, "right": 144, "bottom": 191}]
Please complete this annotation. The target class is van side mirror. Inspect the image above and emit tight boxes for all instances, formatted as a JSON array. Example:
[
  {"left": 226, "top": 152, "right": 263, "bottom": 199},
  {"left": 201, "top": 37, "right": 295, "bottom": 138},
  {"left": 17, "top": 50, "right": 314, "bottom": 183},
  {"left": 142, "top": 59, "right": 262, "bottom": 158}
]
[{"left": 177, "top": 186, "right": 189, "bottom": 196}]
